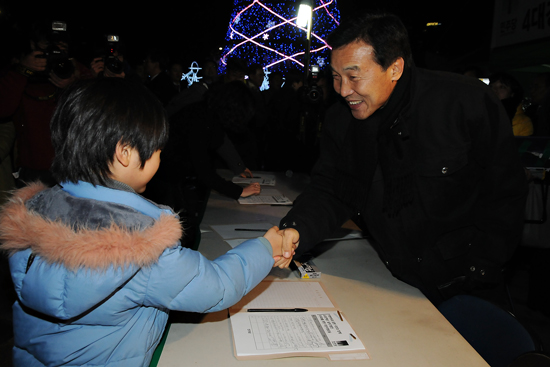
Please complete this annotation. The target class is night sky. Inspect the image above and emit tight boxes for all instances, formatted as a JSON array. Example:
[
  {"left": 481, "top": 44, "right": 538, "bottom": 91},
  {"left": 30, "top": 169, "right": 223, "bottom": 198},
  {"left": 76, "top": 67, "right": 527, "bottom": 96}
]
[{"left": 1, "top": 0, "right": 495, "bottom": 71}]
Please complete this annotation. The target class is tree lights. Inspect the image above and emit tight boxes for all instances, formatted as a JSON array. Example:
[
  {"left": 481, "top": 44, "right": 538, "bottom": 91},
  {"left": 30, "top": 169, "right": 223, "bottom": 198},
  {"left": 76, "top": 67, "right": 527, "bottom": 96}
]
[{"left": 220, "top": 0, "right": 340, "bottom": 82}]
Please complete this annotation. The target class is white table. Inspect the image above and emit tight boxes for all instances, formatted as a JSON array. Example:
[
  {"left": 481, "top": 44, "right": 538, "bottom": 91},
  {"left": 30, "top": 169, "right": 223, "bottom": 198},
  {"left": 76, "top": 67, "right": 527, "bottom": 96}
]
[{"left": 156, "top": 171, "right": 488, "bottom": 367}]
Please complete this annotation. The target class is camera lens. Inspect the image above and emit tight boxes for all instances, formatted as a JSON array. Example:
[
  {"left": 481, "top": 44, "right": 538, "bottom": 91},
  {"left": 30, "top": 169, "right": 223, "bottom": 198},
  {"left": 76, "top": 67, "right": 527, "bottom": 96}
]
[
  {"left": 51, "top": 58, "right": 74, "bottom": 79},
  {"left": 105, "top": 56, "right": 124, "bottom": 74},
  {"left": 307, "top": 87, "right": 322, "bottom": 103}
]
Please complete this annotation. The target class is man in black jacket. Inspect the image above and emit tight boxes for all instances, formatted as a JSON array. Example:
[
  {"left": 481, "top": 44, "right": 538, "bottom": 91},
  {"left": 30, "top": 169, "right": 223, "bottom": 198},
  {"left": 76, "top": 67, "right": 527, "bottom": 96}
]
[{"left": 277, "top": 12, "right": 527, "bottom": 305}]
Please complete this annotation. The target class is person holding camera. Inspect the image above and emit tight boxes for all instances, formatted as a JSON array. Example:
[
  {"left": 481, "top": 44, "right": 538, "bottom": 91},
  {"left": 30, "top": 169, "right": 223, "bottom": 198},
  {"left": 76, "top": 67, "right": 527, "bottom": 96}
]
[
  {"left": 0, "top": 22, "right": 84, "bottom": 187},
  {"left": 90, "top": 53, "right": 126, "bottom": 79},
  {"left": 89, "top": 35, "right": 128, "bottom": 79}
]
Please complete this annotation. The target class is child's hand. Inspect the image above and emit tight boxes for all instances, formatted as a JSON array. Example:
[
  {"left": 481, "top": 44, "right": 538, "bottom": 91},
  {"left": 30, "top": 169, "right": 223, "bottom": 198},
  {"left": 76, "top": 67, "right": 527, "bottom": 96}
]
[{"left": 263, "top": 226, "right": 283, "bottom": 260}]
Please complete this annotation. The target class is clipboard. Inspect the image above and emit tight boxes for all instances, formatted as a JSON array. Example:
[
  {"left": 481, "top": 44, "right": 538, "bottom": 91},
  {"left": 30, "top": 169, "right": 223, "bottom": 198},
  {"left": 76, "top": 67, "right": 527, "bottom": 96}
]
[{"left": 228, "top": 280, "right": 369, "bottom": 361}]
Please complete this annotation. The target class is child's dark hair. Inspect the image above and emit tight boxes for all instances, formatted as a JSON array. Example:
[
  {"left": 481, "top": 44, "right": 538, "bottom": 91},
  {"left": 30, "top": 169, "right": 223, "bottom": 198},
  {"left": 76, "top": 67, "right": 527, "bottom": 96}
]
[{"left": 50, "top": 78, "right": 169, "bottom": 186}]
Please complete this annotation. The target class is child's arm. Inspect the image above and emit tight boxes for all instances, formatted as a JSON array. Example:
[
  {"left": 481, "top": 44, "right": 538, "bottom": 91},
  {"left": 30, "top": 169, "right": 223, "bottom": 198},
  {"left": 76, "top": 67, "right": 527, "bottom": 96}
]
[{"left": 142, "top": 234, "right": 277, "bottom": 313}]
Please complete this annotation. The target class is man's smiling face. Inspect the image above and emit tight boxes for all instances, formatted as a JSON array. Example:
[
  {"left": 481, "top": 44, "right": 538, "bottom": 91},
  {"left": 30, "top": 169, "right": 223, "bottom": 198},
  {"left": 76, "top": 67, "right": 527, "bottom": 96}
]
[{"left": 331, "top": 40, "right": 402, "bottom": 120}]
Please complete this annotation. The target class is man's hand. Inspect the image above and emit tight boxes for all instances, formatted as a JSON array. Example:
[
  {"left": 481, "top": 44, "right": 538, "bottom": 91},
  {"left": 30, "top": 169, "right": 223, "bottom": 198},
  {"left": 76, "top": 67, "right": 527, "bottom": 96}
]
[
  {"left": 240, "top": 168, "right": 253, "bottom": 178},
  {"left": 20, "top": 51, "right": 47, "bottom": 73},
  {"left": 90, "top": 57, "right": 105, "bottom": 78},
  {"left": 273, "top": 228, "right": 299, "bottom": 268}
]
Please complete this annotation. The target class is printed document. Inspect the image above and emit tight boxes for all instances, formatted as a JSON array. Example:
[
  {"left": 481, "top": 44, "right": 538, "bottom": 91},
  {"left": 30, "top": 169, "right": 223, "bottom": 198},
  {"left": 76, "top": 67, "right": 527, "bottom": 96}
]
[{"left": 229, "top": 281, "right": 368, "bottom": 360}]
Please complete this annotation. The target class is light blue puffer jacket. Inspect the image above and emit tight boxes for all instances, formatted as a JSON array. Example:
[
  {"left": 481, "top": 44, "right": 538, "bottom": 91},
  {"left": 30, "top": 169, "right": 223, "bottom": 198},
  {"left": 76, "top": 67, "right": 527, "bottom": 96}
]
[{"left": 0, "top": 181, "right": 274, "bottom": 366}]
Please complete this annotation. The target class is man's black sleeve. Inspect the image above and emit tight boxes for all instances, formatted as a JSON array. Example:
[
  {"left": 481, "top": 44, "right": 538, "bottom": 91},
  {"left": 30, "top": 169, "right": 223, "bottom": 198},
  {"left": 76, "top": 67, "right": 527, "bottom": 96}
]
[{"left": 280, "top": 103, "right": 355, "bottom": 255}]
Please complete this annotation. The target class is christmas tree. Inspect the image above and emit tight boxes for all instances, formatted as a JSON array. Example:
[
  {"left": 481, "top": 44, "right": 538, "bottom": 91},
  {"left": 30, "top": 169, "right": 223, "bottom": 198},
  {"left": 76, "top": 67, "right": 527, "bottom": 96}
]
[{"left": 220, "top": 0, "right": 340, "bottom": 87}]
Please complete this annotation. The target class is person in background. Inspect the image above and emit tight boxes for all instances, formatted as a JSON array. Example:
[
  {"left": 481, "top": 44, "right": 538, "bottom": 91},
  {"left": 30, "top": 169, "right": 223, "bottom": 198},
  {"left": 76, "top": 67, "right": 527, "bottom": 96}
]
[
  {"left": 164, "top": 59, "right": 219, "bottom": 118},
  {"left": 246, "top": 63, "right": 268, "bottom": 168},
  {"left": 263, "top": 70, "right": 283, "bottom": 105},
  {"left": 0, "top": 21, "right": 83, "bottom": 187},
  {"left": 489, "top": 72, "right": 533, "bottom": 136},
  {"left": 89, "top": 37, "right": 128, "bottom": 80},
  {"left": 168, "top": 60, "right": 186, "bottom": 93},
  {"left": 263, "top": 70, "right": 304, "bottom": 171},
  {"left": 201, "top": 58, "right": 219, "bottom": 86},
  {"left": 158, "top": 80, "right": 261, "bottom": 202},
  {"left": 220, "top": 57, "right": 247, "bottom": 84},
  {"left": 144, "top": 49, "right": 177, "bottom": 106},
  {"left": 247, "top": 63, "right": 265, "bottom": 90},
  {"left": 0, "top": 77, "right": 284, "bottom": 366},
  {"left": 525, "top": 72, "right": 550, "bottom": 136},
  {"left": 144, "top": 81, "right": 261, "bottom": 248}
]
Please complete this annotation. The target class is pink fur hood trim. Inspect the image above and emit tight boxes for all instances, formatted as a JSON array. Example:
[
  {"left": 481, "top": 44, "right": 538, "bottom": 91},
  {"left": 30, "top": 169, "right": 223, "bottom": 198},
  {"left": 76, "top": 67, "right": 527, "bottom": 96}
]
[{"left": 0, "top": 182, "right": 183, "bottom": 271}]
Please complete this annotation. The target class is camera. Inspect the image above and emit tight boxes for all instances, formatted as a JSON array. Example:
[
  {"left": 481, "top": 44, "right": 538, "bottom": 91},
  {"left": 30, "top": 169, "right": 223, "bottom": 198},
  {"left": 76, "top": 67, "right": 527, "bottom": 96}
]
[
  {"left": 104, "top": 35, "right": 124, "bottom": 75},
  {"left": 36, "top": 21, "right": 75, "bottom": 79},
  {"left": 301, "top": 65, "right": 323, "bottom": 104}
]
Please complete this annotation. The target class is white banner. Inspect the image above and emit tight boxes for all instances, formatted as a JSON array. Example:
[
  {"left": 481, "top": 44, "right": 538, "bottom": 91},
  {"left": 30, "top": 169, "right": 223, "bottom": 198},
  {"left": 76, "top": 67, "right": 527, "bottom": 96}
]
[{"left": 492, "top": 0, "right": 550, "bottom": 48}]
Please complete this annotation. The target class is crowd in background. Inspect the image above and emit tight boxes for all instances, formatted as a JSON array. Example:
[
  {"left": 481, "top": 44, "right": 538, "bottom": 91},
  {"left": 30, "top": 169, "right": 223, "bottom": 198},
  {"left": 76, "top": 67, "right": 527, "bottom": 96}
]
[
  {"left": 2, "top": 21, "right": 550, "bottom": 207},
  {"left": 0, "top": 20, "right": 345, "bottom": 204}
]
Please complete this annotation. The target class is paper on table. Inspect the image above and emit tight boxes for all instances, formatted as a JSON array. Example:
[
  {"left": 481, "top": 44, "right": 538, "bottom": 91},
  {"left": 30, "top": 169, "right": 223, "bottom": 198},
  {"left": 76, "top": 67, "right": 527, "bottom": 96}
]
[
  {"left": 238, "top": 188, "right": 292, "bottom": 205},
  {"left": 210, "top": 222, "right": 275, "bottom": 240},
  {"left": 229, "top": 281, "right": 368, "bottom": 361},
  {"left": 230, "top": 311, "right": 367, "bottom": 359},
  {"left": 238, "top": 281, "right": 334, "bottom": 309},
  {"left": 232, "top": 174, "right": 276, "bottom": 186}
]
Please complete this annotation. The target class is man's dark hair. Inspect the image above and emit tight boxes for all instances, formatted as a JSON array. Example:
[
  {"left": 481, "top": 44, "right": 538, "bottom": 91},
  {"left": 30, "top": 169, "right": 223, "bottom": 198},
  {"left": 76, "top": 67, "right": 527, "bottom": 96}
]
[
  {"left": 327, "top": 12, "right": 413, "bottom": 70},
  {"left": 50, "top": 78, "right": 169, "bottom": 185}
]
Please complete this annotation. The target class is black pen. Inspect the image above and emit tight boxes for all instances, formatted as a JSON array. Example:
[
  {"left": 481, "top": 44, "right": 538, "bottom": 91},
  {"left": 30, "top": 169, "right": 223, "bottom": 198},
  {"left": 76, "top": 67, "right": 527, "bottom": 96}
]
[
  {"left": 247, "top": 308, "right": 308, "bottom": 312},
  {"left": 235, "top": 228, "right": 270, "bottom": 232}
]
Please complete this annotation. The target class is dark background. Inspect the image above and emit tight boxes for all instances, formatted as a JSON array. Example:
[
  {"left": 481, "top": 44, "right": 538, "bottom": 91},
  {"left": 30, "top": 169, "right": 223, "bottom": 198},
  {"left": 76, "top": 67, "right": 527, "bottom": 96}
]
[{"left": 0, "top": 0, "right": 495, "bottom": 72}]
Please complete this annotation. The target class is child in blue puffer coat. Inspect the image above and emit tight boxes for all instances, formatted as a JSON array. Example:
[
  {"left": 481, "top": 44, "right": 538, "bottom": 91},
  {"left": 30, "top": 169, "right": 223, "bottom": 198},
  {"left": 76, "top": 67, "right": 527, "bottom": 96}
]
[{"left": 0, "top": 78, "right": 286, "bottom": 366}]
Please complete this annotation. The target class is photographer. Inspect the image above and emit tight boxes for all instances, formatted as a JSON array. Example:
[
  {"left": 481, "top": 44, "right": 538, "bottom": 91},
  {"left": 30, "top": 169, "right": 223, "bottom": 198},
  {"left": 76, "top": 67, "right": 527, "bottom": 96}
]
[
  {"left": 89, "top": 35, "right": 126, "bottom": 79},
  {"left": 0, "top": 21, "right": 82, "bottom": 186}
]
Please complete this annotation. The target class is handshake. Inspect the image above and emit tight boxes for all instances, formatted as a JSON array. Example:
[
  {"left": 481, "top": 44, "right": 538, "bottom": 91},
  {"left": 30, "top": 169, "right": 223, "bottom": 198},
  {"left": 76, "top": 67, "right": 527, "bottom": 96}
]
[{"left": 263, "top": 227, "right": 300, "bottom": 268}]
